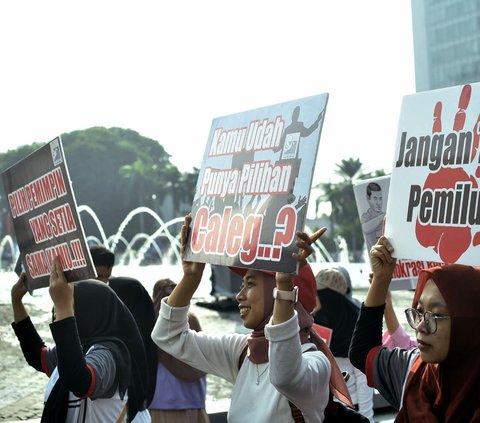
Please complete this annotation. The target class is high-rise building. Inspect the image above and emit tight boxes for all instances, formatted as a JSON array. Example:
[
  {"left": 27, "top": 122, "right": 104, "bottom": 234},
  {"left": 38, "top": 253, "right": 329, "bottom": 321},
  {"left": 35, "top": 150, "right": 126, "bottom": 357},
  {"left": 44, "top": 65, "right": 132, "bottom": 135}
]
[{"left": 411, "top": 0, "right": 480, "bottom": 92}]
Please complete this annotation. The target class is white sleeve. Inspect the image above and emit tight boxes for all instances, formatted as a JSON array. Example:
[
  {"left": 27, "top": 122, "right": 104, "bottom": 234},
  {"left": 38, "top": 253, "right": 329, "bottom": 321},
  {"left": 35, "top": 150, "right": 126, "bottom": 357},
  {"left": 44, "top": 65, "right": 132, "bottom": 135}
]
[
  {"left": 265, "top": 312, "right": 330, "bottom": 414},
  {"left": 151, "top": 298, "right": 248, "bottom": 384}
]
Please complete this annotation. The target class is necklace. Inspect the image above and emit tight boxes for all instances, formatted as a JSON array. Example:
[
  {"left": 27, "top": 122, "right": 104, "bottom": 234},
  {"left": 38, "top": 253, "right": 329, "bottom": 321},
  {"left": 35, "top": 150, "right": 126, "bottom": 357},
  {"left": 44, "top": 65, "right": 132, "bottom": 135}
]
[{"left": 255, "top": 364, "right": 268, "bottom": 385}]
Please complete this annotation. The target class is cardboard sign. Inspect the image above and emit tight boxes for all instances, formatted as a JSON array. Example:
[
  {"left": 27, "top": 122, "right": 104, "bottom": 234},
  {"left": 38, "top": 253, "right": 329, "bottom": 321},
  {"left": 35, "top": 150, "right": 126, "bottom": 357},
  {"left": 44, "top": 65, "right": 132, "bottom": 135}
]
[
  {"left": 353, "top": 175, "right": 442, "bottom": 290},
  {"left": 391, "top": 258, "right": 442, "bottom": 289},
  {"left": 312, "top": 323, "right": 333, "bottom": 347},
  {"left": 386, "top": 83, "right": 480, "bottom": 266},
  {"left": 353, "top": 175, "right": 389, "bottom": 253},
  {"left": 185, "top": 93, "right": 329, "bottom": 273},
  {"left": 2, "top": 137, "right": 96, "bottom": 291}
]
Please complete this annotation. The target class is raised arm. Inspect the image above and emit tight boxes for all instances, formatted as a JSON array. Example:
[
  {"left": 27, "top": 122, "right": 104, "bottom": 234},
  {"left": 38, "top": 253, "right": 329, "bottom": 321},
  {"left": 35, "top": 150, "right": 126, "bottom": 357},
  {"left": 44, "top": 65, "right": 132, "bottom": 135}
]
[
  {"left": 166, "top": 215, "right": 206, "bottom": 307},
  {"left": 384, "top": 291, "right": 400, "bottom": 335},
  {"left": 272, "top": 228, "right": 326, "bottom": 325},
  {"left": 49, "top": 256, "right": 74, "bottom": 321},
  {"left": 364, "top": 236, "right": 396, "bottom": 307},
  {"left": 11, "top": 272, "right": 48, "bottom": 372},
  {"left": 11, "top": 272, "right": 29, "bottom": 323},
  {"left": 349, "top": 236, "right": 396, "bottom": 373}
]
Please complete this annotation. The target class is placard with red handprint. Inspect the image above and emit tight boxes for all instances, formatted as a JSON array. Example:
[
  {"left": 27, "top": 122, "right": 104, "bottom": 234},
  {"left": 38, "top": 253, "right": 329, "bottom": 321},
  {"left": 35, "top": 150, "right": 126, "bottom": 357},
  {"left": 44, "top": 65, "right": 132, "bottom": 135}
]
[{"left": 385, "top": 83, "right": 480, "bottom": 265}]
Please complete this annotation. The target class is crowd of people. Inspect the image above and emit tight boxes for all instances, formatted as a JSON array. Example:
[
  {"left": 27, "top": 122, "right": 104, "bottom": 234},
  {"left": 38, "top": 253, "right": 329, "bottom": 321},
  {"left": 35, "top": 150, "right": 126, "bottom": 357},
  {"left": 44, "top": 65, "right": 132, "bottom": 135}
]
[{"left": 9, "top": 216, "right": 480, "bottom": 422}]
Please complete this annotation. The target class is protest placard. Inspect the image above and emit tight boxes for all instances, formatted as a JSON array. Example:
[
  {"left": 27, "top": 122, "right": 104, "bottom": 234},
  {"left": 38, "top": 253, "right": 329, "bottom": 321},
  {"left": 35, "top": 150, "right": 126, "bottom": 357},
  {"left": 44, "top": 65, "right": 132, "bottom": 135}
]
[
  {"left": 353, "top": 175, "right": 442, "bottom": 290},
  {"left": 385, "top": 83, "right": 480, "bottom": 266},
  {"left": 184, "top": 93, "right": 328, "bottom": 273},
  {"left": 353, "top": 175, "right": 389, "bottom": 253},
  {"left": 2, "top": 137, "right": 96, "bottom": 291}
]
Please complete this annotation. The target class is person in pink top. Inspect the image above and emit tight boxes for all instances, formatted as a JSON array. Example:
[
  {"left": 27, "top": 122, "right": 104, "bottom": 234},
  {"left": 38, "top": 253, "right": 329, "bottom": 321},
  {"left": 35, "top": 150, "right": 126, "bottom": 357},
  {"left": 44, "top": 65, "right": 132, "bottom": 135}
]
[
  {"left": 368, "top": 272, "right": 417, "bottom": 350},
  {"left": 382, "top": 291, "right": 417, "bottom": 350}
]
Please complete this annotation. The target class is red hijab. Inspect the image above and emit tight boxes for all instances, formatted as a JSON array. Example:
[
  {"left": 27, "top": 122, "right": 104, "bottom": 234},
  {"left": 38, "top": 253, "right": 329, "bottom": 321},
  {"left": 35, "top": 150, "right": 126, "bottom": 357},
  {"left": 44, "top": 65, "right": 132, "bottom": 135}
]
[
  {"left": 230, "top": 263, "right": 352, "bottom": 407},
  {"left": 396, "top": 264, "right": 480, "bottom": 423}
]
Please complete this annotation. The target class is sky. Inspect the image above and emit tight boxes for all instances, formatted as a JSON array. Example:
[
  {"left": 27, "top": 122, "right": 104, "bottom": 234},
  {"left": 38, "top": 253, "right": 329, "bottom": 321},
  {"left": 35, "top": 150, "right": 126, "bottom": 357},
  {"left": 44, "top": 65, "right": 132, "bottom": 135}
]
[{"left": 0, "top": 1, "right": 416, "bottom": 188}]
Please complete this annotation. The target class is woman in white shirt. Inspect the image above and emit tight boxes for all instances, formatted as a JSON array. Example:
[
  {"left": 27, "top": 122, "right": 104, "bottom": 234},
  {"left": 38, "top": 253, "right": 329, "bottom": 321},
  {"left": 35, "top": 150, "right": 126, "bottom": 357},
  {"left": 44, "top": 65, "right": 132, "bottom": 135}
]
[{"left": 151, "top": 216, "right": 353, "bottom": 422}]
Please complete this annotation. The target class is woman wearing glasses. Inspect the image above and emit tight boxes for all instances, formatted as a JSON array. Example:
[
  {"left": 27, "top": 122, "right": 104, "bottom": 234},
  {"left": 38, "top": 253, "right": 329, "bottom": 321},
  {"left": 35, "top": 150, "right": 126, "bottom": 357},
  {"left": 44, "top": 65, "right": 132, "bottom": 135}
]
[{"left": 349, "top": 236, "right": 480, "bottom": 422}]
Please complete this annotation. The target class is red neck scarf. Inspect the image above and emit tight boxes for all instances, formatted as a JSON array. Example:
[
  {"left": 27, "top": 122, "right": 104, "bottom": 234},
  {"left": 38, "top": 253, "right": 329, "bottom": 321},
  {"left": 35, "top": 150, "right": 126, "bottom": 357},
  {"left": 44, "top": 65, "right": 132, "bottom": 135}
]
[
  {"left": 246, "top": 274, "right": 312, "bottom": 364},
  {"left": 396, "top": 264, "right": 480, "bottom": 423},
  {"left": 237, "top": 264, "right": 352, "bottom": 408}
]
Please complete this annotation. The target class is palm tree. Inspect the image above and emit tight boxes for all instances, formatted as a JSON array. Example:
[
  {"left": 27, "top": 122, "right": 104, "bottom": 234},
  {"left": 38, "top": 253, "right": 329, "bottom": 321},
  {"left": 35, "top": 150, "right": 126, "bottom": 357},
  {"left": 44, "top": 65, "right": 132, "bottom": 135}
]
[
  {"left": 335, "top": 158, "right": 363, "bottom": 181},
  {"left": 316, "top": 158, "right": 365, "bottom": 261}
]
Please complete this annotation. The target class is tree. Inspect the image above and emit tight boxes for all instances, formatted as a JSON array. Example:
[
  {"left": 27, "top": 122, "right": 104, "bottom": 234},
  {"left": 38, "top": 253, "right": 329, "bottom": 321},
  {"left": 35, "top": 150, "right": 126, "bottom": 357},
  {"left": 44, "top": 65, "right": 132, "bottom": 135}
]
[
  {"left": 174, "top": 167, "right": 200, "bottom": 215},
  {"left": 0, "top": 127, "right": 194, "bottom": 244},
  {"left": 335, "top": 158, "right": 363, "bottom": 180}
]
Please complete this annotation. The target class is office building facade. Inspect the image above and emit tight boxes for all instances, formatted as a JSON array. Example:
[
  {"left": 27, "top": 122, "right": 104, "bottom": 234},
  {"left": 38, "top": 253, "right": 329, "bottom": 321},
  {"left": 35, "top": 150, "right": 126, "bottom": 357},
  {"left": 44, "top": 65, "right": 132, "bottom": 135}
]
[{"left": 411, "top": 0, "right": 480, "bottom": 91}]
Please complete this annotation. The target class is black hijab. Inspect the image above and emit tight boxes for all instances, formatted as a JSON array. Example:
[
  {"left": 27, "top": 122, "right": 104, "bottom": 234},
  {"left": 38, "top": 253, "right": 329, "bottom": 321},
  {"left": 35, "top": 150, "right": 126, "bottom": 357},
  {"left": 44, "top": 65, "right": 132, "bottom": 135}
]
[
  {"left": 314, "top": 289, "right": 360, "bottom": 357},
  {"left": 109, "top": 276, "right": 158, "bottom": 406},
  {"left": 43, "top": 279, "right": 149, "bottom": 423}
]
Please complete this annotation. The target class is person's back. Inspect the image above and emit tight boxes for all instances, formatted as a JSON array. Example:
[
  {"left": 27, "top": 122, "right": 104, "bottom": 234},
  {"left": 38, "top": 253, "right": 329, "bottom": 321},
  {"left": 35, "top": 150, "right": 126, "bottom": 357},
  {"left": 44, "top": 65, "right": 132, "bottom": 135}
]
[
  {"left": 314, "top": 267, "right": 374, "bottom": 422},
  {"left": 149, "top": 278, "right": 209, "bottom": 423},
  {"left": 109, "top": 276, "right": 159, "bottom": 409},
  {"left": 314, "top": 289, "right": 359, "bottom": 357},
  {"left": 11, "top": 257, "right": 150, "bottom": 423}
]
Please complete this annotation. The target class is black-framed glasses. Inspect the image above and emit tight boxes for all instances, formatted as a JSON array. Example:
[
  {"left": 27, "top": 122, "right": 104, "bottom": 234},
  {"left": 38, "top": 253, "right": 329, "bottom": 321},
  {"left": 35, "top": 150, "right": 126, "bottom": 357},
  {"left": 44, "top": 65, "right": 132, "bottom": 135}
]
[{"left": 404, "top": 307, "right": 450, "bottom": 335}]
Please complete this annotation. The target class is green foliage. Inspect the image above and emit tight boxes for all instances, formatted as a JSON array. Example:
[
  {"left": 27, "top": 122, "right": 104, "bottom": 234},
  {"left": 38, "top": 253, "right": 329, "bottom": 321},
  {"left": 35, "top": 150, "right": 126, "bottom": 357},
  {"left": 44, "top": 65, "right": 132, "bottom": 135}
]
[
  {"left": 0, "top": 127, "right": 199, "bottom": 242},
  {"left": 0, "top": 143, "right": 45, "bottom": 172}
]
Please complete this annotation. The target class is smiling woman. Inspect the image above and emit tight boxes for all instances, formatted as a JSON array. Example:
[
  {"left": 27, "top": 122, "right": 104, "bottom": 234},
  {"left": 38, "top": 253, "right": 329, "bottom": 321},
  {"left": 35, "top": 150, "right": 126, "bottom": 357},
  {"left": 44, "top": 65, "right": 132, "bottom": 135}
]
[
  {"left": 151, "top": 215, "right": 355, "bottom": 422},
  {"left": 349, "top": 236, "right": 480, "bottom": 422}
]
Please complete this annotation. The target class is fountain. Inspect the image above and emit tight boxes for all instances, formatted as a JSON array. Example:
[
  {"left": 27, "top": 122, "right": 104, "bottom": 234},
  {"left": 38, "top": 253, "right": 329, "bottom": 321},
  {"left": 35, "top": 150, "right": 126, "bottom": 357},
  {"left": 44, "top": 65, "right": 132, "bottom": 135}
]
[
  {"left": 78, "top": 205, "right": 183, "bottom": 266},
  {"left": 0, "top": 234, "right": 17, "bottom": 271},
  {"left": 0, "top": 206, "right": 371, "bottom": 289},
  {"left": 0, "top": 207, "right": 344, "bottom": 273}
]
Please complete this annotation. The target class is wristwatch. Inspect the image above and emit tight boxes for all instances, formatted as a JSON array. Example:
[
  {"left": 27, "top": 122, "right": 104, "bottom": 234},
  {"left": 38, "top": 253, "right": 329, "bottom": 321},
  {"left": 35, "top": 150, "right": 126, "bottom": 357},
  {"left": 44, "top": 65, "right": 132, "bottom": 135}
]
[{"left": 273, "top": 286, "right": 298, "bottom": 304}]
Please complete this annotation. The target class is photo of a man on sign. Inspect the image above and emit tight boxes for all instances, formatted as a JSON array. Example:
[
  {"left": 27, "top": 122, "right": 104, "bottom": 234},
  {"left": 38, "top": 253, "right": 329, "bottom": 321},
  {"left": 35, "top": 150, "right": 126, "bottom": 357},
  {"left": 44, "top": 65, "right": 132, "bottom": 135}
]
[
  {"left": 359, "top": 180, "right": 386, "bottom": 252},
  {"left": 184, "top": 93, "right": 329, "bottom": 274}
]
